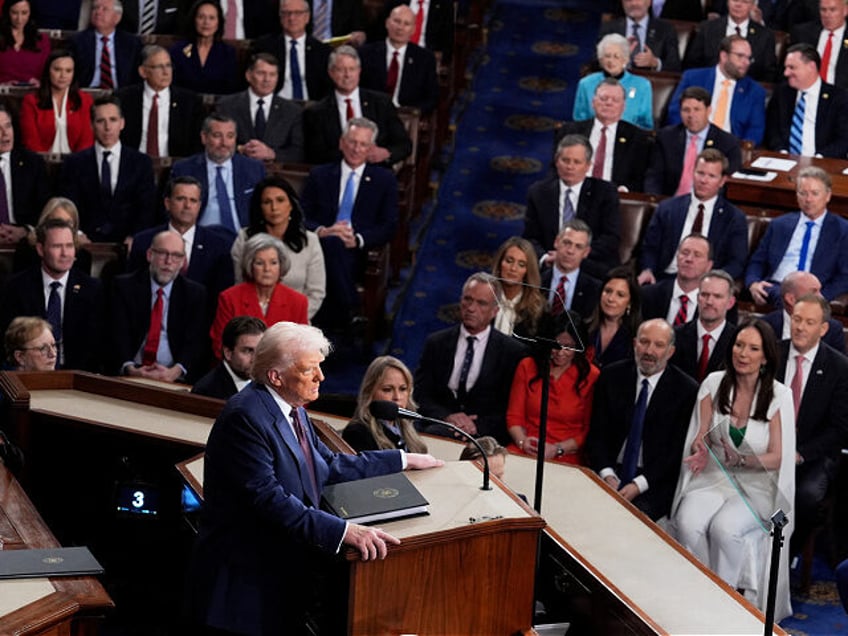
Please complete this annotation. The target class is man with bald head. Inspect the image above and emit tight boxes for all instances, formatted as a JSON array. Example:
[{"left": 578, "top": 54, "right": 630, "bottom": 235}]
[{"left": 587, "top": 318, "right": 699, "bottom": 520}]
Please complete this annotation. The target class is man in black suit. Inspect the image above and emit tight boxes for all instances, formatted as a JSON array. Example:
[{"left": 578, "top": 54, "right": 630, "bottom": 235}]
[
  {"left": 765, "top": 43, "right": 848, "bottom": 157},
  {"left": 761, "top": 271, "right": 846, "bottom": 353},
  {"left": 790, "top": 0, "right": 848, "bottom": 90},
  {"left": 540, "top": 219, "right": 602, "bottom": 320},
  {"left": 0, "top": 104, "right": 48, "bottom": 244},
  {"left": 670, "top": 269, "right": 737, "bottom": 382},
  {"left": 216, "top": 53, "right": 304, "bottom": 164},
  {"left": 359, "top": 5, "right": 439, "bottom": 114},
  {"left": 586, "top": 318, "right": 699, "bottom": 520},
  {"left": 251, "top": 0, "right": 333, "bottom": 100},
  {"left": 302, "top": 45, "right": 412, "bottom": 166},
  {"left": 644, "top": 86, "right": 742, "bottom": 196},
  {"left": 119, "top": 0, "right": 185, "bottom": 34},
  {"left": 414, "top": 273, "right": 526, "bottom": 445},
  {"left": 0, "top": 219, "right": 103, "bottom": 372},
  {"left": 598, "top": 0, "right": 681, "bottom": 71},
  {"left": 776, "top": 294, "right": 848, "bottom": 554},
  {"left": 59, "top": 95, "right": 156, "bottom": 243},
  {"left": 683, "top": 0, "right": 777, "bottom": 82},
  {"left": 554, "top": 79, "right": 652, "bottom": 193},
  {"left": 192, "top": 316, "right": 266, "bottom": 399},
  {"left": 116, "top": 45, "right": 203, "bottom": 159},
  {"left": 523, "top": 134, "right": 621, "bottom": 280},
  {"left": 109, "top": 230, "right": 207, "bottom": 383},
  {"left": 69, "top": 0, "right": 142, "bottom": 89},
  {"left": 375, "top": 0, "right": 455, "bottom": 62}
]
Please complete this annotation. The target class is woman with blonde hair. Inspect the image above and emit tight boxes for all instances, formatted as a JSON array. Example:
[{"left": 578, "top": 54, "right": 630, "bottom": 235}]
[{"left": 491, "top": 236, "right": 546, "bottom": 337}]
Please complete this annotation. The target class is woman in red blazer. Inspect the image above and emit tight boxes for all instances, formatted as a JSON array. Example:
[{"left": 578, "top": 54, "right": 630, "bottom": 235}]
[
  {"left": 19, "top": 48, "right": 94, "bottom": 153},
  {"left": 210, "top": 233, "right": 309, "bottom": 359}
]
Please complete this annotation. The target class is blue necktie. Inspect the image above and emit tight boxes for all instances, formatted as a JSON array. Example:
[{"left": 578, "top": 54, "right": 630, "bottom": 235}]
[
  {"left": 45, "top": 281, "right": 62, "bottom": 364},
  {"left": 457, "top": 336, "right": 476, "bottom": 400},
  {"left": 562, "top": 187, "right": 575, "bottom": 225},
  {"left": 338, "top": 171, "right": 356, "bottom": 223},
  {"left": 215, "top": 165, "right": 236, "bottom": 233},
  {"left": 101, "top": 150, "right": 112, "bottom": 199},
  {"left": 621, "top": 379, "right": 649, "bottom": 486},
  {"left": 254, "top": 98, "right": 266, "bottom": 139},
  {"left": 290, "top": 39, "right": 304, "bottom": 100},
  {"left": 790, "top": 91, "right": 806, "bottom": 155},
  {"left": 797, "top": 220, "right": 815, "bottom": 270}
]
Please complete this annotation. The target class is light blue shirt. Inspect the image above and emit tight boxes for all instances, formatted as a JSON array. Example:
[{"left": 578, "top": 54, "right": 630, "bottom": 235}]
[
  {"left": 549, "top": 265, "right": 581, "bottom": 310},
  {"left": 130, "top": 277, "right": 179, "bottom": 370},
  {"left": 771, "top": 212, "right": 826, "bottom": 281},
  {"left": 91, "top": 31, "right": 119, "bottom": 88},
  {"left": 201, "top": 157, "right": 240, "bottom": 230}
]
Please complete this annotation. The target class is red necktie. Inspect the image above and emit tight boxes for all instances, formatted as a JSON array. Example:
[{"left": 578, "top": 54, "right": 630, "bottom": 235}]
[
  {"left": 146, "top": 93, "right": 159, "bottom": 158},
  {"left": 411, "top": 0, "right": 425, "bottom": 44},
  {"left": 345, "top": 98, "right": 354, "bottom": 121},
  {"left": 99, "top": 36, "right": 113, "bottom": 89},
  {"left": 697, "top": 333, "right": 711, "bottom": 381},
  {"left": 821, "top": 31, "right": 834, "bottom": 82},
  {"left": 592, "top": 126, "right": 607, "bottom": 179},
  {"left": 790, "top": 354, "right": 804, "bottom": 420},
  {"left": 674, "top": 294, "right": 689, "bottom": 327},
  {"left": 142, "top": 288, "right": 164, "bottom": 365},
  {"left": 691, "top": 203, "right": 705, "bottom": 234},
  {"left": 225, "top": 0, "right": 238, "bottom": 39},
  {"left": 386, "top": 51, "right": 400, "bottom": 96},
  {"left": 292, "top": 408, "right": 320, "bottom": 504},
  {"left": 551, "top": 275, "right": 567, "bottom": 315}
]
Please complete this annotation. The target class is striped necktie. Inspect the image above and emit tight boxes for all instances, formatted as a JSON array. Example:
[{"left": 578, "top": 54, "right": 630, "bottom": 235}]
[{"left": 789, "top": 91, "right": 806, "bottom": 155}]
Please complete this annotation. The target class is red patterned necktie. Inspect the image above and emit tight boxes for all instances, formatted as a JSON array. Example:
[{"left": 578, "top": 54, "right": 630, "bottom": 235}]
[
  {"left": 99, "top": 36, "right": 113, "bottom": 89},
  {"left": 673, "top": 294, "right": 689, "bottom": 327},
  {"left": 292, "top": 408, "right": 320, "bottom": 504},
  {"left": 592, "top": 126, "right": 607, "bottom": 179},
  {"left": 697, "top": 333, "right": 711, "bottom": 381},
  {"left": 386, "top": 51, "right": 400, "bottom": 96},
  {"left": 146, "top": 93, "right": 159, "bottom": 157}
]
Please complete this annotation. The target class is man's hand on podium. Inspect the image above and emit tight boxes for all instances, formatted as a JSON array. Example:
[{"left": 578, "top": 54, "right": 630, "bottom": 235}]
[
  {"left": 344, "top": 523, "right": 400, "bottom": 561},
  {"left": 405, "top": 454, "right": 445, "bottom": 470}
]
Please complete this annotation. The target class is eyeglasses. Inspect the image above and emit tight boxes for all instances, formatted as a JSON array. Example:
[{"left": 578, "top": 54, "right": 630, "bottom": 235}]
[
  {"left": 150, "top": 247, "right": 186, "bottom": 261},
  {"left": 20, "top": 342, "right": 60, "bottom": 356},
  {"left": 280, "top": 10, "right": 309, "bottom": 17},
  {"left": 145, "top": 63, "right": 172, "bottom": 71}
]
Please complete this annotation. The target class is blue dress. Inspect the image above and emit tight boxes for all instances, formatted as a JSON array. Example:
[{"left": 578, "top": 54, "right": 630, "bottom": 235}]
[
  {"left": 572, "top": 71, "right": 653, "bottom": 130},
  {"left": 169, "top": 39, "right": 240, "bottom": 95}
]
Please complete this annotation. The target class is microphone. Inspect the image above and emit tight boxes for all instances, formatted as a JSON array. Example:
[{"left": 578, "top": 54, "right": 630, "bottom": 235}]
[{"left": 369, "top": 400, "right": 492, "bottom": 490}]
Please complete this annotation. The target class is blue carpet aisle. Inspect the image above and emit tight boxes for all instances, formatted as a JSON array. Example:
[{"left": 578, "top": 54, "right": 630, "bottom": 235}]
[{"left": 384, "top": 0, "right": 847, "bottom": 632}]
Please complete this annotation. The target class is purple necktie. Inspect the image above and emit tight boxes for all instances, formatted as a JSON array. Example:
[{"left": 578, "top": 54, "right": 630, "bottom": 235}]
[{"left": 292, "top": 408, "right": 320, "bottom": 505}]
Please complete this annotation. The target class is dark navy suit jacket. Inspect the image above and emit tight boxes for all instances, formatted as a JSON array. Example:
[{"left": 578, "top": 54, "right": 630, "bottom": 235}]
[
  {"left": 8, "top": 147, "right": 49, "bottom": 228},
  {"left": 683, "top": 17, "right": 777, "bottom": 82},
  {"left": 765, "top": 81, "right": 848, "bottom": 158},
  {"left": 540, "top": 267, "right": 601, "bottom": 321},
  {"left": 670, "top": 320, "right": 737, "bottom": 381},
  {"left": 190, "top": 364, "right": 237, "bottom": 400},
  {"left": 69, "top": 28, "right": 142, "bottom": 88},
  {"left": 116, "top": 83, "right": 204, "bottom": 158},
  {"left": 250, "top": 34, "right": 333, "bottom": 99},
  {"left": 359, "top": 41, "right": 439, "bottom": 114}
]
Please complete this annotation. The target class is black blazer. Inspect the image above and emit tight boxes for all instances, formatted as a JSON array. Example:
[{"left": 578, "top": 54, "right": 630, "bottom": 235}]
[
  {"left": 761, "top": 310, "right": 846, "bottom": 353},
  {"left": 359, "top": 41, "right": 439, "bottom": 114},
  {"left": 683, "top": 17, "right": 777, "bottom": 82},
  {"left": 598, "top": 16, "right": 681, "bottom": 71},
  {"left": 215, "top": 91, "right": 304, "bottom": 163},
  {"left": 118, "top": 0, "right": 185, "bottom": 34},
  {"left": 586, "top": 359, "right": 699, "bottom": 519},
  {"left": 116, "top": 83, "right": 204, "bottom": 159},
  {"left": 659, "top": 0, "right": 704, "bottom": 22},
  {"left": 7, "top": 148, "right": 49, "bottom": 228},
  {"left": 777, "top": 341, "right": 848, "bottom": 463},
  {"left": 791, "top": 20, "right": 848, "bottom": 90},
  {"left": 302, "top": 89, "right": 412, "bottom": 165},
  {"left": 540, "top": 267, "right": 601, "bottom": 321},
  {"left": 670, "top": 320, "right": 737, "bottom": 381},
  {"left": 765, "top": 81, "right": 848, "bottom": 158},
  {"left": 191, "top": 364, "right": 237, "bottom": 400},
  {"left": 640, "top": 278, "right": 675, "bottom": 321},
  {"left": 413, "top": 325, "right": 526, "bottom": 444},
  {"left": 250, "top": 34, "right": 333, "bottom": 100},
  {"left": 554, "top": 119, "right": 653, "bottom": 193},
  {"left": 523, "top": 175, "right": 621, "bottom": 279},
  {"left": 643, "top": 123, "right": 742, "bottom": 196},
  {"left": 69, "top": 28, "right": 142, "bottom": 88},
  {"left": 0, "top": 266, "right": 104, "bottom": 372},
  {"left": 376, "top": 0, "right": 455, "bottom": 60}
]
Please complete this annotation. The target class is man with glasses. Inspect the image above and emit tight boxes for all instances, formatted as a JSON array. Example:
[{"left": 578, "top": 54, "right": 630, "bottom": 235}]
[{"left": 108, "top": 230, "right": 208, "bottom": 382}]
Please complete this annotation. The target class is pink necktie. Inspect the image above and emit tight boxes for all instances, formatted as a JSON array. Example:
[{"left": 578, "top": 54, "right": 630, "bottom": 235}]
[
  {"left": 790, "top": 354, "right": 804, "bottom": 420},
  {"left": 676, "top": 135, "right": 698, "bottom": 195}
]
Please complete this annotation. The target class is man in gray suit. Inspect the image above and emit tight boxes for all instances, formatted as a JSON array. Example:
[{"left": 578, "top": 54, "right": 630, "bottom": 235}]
[{"left": 216, "top": 52, "right": 304, "bottom": 164}]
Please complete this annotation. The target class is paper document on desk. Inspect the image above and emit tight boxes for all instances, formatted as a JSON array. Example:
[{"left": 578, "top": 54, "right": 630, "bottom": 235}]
[
  {"left": 750, "top": 156, "right": 796, "bottom": 171},
  {"left": 731, "top": 170, "right": 778, "bottom": 182}
]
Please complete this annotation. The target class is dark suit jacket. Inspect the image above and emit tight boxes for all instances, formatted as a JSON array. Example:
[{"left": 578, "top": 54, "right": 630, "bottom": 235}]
[
  {"left": 540, "top": 267, "right": 601, "bottom": 321},
  {"left": 414, "top": 325, "right": 525, "bottom": 444},
  {"left": 640, "top": 278, "right": 675, "bottom": 320},
  {"left": 586, "top": 359, "right": 699, "bottom": 519},
  {"left": 744, "top": 211, "right": 848, "bottom": 300},
  {"left": 216, "top": 91, "right": 304, "bottom": 163},
  {"left": 666, "top": 67, "right": 767, "bottom": 144},
  {"left": 118, "top": 0, "right": 185, "bottom": 34},
  {"left": 0, "top": 266, "right": 104, "bottom": 372},
  {"left": 765, "top": 81, "right": 848, "bottom": 158},
  {"left": 116, "top": 83, "right": 204, "bottom": 158},
  {"left": 670, "top": 320, "right": 736, "bottom": 380},
  {"left": 777, "top": 341, "right": 848, "bottom": 463},
  {"left": 169, "top": 153, "right": 266, "bottom": 229},
  {"left": 640, "top": 193, "right": 749, "bottom": 279},
  {"left": 189, "top": 383, "right": 402, "bottom": 633},
  {"left": 762, "top": 309, "right": 846, "bottom": 353},
  {"left": 643, "top": 123, "right": 742, "bottom": 196},
  {"left": 251, "top": 34, "right": 333, "bottom": 100},
  {"left": 659, "top": 0, "right": 704, "bottom": 22},
  {"left": 598, "top": 16, "right": 681, "bottom": 71},
  {"left": 300, "top": 162, "right": 398, "bottom": 249},
  {"left": 302, "top": 88, "right": 412, "bottom": 165},
  {"left": 523, "top": 176, "right": 621, "bottom": 279},
  {"left": 7, "top": 148, "right": 49, "bottom": 228},
  {"left": 69, "top": 28, "right": 142, "bottom": 88},
  {"left": 59, "top": 145, "right": 156, "bottom": 242},
  {"left": 190, "top": 363, "right": 238, "bottom": 400},
  {"left": 377, "top": 0, "right": 455, "bottom": 60},
  {"left": 791, "top": 20, "right": 848, "bottom": 90},
  {"left": 359, "top": 41, "right": 439, "bottom": 114},
  {"left": 554, "top": 119, "right": 653, "bottom": 193},
  {"left": 683, "top": 17, "right": 777, "bottom": 82},
  {"left": 108, "top": 268, "right": 207, "bottom": 380},
  {"left": 32, "top": 0, "right": 82, "bottom": 29}
]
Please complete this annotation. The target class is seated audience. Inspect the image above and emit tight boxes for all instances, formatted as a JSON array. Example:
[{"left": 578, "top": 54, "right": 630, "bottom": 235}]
[
  {"left": 191, "top": 315, "right": 266, "bottom": 400},
  {"left": 573, "top": 34, "right": 653, "bottom": 130},
  {"left": 541, "top": 220, "right": 601, "bottom": 320},
  {"left": 587, "top": 266, "right": 641, "bottom": 369},
  {"left": 231, "top": 176, "right": 325, "bottom": 321},
  {"left": 69, "top": 0, "right": 142, "bottom": 89},
  {"left": 459, "top": 436, "right": 508, "bottom": 481},
  {"left": 597, "top": 0, "right": 681, "bottom": 71},
  {"left": 169, "top": 0, "right": 239, "bottom": 95},
  {"left": 375, "top": 0, "right": 455, "bottom": 63},
  {"left": 490, "top": 236, "right": 545, "bottom": 337},
  {"left": 4, "top": 316, "right": 56, "bottom": 371},
  {"left": 671, "top": 319, "right": 794, "bottom": 620},
  {"left": 210, "top": 233, "right": 308, "bottom": 359},
  {"left": 790, "top": 0, "right": 848, "bottom": 90},
  {"left": 344, "top": 355, "right": 428, "bottom": 453},
  {"left": 0, "top": 0, "right": 50, "bottom": 87},
  {"left": 13, "top": 197, "right": 92, "bottom": 274},
  {"left": 507, "top": 311, "right": 599, "bottom": 465},
  {"left": 414, "top": 273, "right": 525, "bottom": 445},
  {"left": 118, "top": 0, "right": 182, "bottom": 34},
  {"left": 19, "top": 49, "right": 94, "bottom": 153}
]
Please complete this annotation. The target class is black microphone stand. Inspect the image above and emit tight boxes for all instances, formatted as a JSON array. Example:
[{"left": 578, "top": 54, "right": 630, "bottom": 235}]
[{"left": 763, "top": 509, "right": 787, "bottom": 636}]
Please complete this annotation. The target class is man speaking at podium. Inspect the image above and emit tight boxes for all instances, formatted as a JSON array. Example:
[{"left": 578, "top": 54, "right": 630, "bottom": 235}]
[{"left": 187, "top": 322, "right": 442, "bottom": 635}]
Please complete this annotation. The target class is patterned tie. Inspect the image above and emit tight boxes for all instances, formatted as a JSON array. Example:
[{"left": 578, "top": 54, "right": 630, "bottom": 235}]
[
  {"left": 290, "top": 39, "right": 304, "bottom": 100},
  {"left": 255, "top": 98, "right": 266, "bottom": 139},
  {"left": 312, "top": 0, "right": 330, "bottom": 41},
  {"left": 215, "top": 165, "right": 236, "bottom": 233},
  {"left": 292, "top": 408, "right": 320, "bottom": 505},
  {"left": 411, "top": 0, "right": 425, "bottom": 44},
  {"left": 0, "top": 157, "right": 10, "bottom": 225},
  {"left": 676, "top": 134, "right": 698, "bottom": 195},
  {"left": 225, "top": 0, "right": 237, "bottom": 38},
  {"left": 338, "top": 170, "right": 355, "bottom": 223},
  {"left": 712, "top": 79, "right": 730, "bottom": 131},
  {"left": 697, "top": 333, "right": 711, "bottom": 381},
  {"left": 140, "top": 0, "right": 157, "bottom": 35},
  {"left": 99, "top": 36, "right": 113, "bottom": 89},
  {"left": 142, "top": 287, "right": 164, "bottom": 365},
  {"left": 790, "top": 91, "right": 806, "bottom": 155},
  {"left": 674, "top": 294, "right": 689, "bottom": 327},
  {"left": 797, "top": 220, "right": 815, "bottom": 270},
  {"left": 457, "top": 336, "right": 476, "bottom": 399},
  {"left": 45, "top": 281, "right": 62, "bottom": 357},
  {"left": 629, "top": 22, "right": 641, "bottom": 66},
  {"left": 592, "top": 126, "right": 607, "bottom": 179},
  {"left": 100, "top": 150, "right": 112, "bottom": 198},
  {"left": 386, "top": 51, "right": 400, "bottom": 97},
  {"left": 551, "top": 275, "right": 567, "bottom": 315},
  {"left": 790, "top": 354, "right": 804, "bottom": 419},
  {"left": 691, "top": 203, "right": 705, "bottom": 234},
  {"left": 621, "top": 379, "right": 649, "bottom": 485},
  {"left": 147, "top": 93, "right": 159, "bottom": 157},
  {"left": 561, "top": 187, "right": 575, "bottom": 225},
  {"left": 821, "top": 31, "right": 834, "bottom": 82}
]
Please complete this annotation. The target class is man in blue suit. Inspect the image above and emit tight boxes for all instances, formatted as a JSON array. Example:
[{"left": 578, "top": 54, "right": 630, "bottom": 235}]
[
  {"left": 170, "top": 114, "right": 266, "bottom": 239},
  {"left": 187, "top": 322, "right": 442, "bottom": 634},
  {"left": 746, "top": 166, "right": 848, "bottom": 305},
  {"left": 638, "top": 148, "right": 748, "bottom": 284},
  {"left": 300, "top": 117, "right": 398, "bottom": 327},
  {"left": 667, "top": 35, "right": 766, "bottom": 145},
  {"left": 69, "top": 0, "right": 142, "bottom": 89}
]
